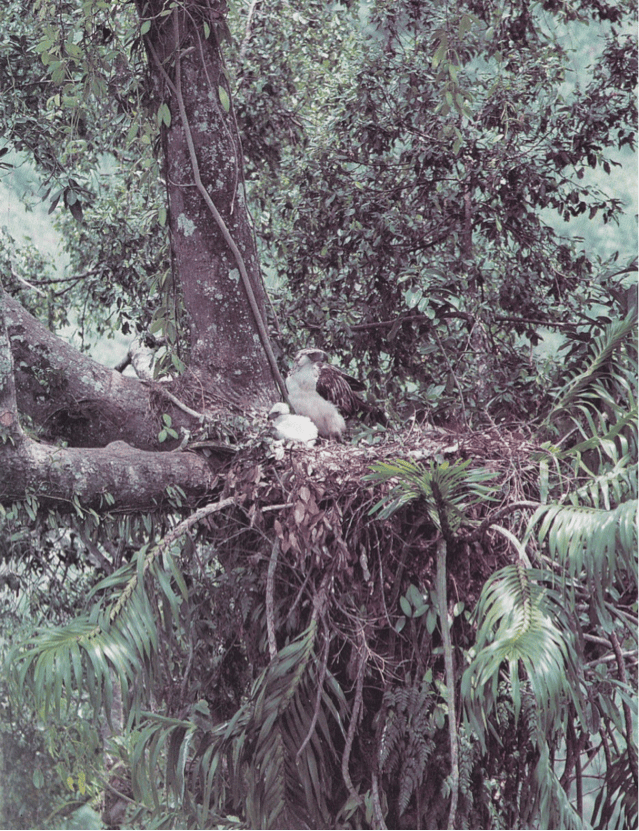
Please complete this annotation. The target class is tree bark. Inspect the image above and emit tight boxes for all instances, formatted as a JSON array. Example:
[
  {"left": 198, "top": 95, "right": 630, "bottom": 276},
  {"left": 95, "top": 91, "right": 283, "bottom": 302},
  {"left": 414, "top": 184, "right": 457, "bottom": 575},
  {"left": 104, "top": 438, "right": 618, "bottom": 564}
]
[{"left": 137, "top": 0, "right": 279, "bottom": 408}]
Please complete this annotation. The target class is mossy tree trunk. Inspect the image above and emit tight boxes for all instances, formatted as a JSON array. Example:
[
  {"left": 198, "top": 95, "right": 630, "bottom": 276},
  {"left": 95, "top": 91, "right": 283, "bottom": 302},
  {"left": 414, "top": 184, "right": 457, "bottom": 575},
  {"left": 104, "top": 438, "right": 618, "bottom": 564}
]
[{"left": 137, "top": 0, "right": 278, "bottom": 408}]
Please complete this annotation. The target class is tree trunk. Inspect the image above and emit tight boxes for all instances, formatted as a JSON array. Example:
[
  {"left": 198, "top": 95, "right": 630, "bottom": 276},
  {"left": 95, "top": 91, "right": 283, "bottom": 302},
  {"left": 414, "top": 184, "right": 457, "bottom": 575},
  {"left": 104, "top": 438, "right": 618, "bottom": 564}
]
[{"left": 137, "top": 0, "right": 279, "bottom": 408}]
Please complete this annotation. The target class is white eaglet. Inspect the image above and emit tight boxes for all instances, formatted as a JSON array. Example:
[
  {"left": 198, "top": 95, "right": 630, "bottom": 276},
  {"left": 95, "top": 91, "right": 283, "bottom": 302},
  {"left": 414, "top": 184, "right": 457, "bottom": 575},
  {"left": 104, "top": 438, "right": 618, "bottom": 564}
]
[{"left": 268, "top": 402, "right": 318, "bottom": 446}]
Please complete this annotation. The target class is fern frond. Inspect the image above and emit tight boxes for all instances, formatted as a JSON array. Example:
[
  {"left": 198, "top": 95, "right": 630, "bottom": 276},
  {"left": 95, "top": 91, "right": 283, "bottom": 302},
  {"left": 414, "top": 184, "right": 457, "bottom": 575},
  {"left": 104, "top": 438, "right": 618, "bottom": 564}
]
[{"left": 377, "top": 680, "right": 437, "bottom": 818}]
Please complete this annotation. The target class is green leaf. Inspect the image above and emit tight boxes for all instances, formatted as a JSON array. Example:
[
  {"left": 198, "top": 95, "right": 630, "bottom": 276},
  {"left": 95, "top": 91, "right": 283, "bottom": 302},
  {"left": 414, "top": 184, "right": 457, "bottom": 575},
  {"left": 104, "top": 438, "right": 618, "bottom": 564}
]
[
  {"left": 459, "top": 14, "right": 474, "bottom": 37},
  {"left": 432, "top": 34, "right": 448, "bottom": 68},
  {"left": 218, "top": 85, "right": 230, "bottom": 113},
  {"left": 157, "top": 102, "right": 171, "bottom": 127}
]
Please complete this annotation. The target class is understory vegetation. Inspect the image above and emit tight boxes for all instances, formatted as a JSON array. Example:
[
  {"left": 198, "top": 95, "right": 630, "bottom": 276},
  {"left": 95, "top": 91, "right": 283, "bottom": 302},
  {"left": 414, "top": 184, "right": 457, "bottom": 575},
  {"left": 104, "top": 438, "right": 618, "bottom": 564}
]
[{"left": 0, "top": 0, "right": 636, "bottom": 828}]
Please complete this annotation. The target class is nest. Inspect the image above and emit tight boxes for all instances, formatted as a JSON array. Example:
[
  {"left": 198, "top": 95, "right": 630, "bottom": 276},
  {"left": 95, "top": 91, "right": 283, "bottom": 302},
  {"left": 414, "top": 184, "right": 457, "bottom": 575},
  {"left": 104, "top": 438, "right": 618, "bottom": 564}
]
[{"left": 210, "top": 422, "right": 541, "bottom": 660}]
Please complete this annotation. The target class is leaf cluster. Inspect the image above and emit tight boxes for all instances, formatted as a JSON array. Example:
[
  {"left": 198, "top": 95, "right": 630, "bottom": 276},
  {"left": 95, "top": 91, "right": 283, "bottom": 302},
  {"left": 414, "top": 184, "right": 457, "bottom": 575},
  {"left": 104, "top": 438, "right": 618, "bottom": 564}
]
[
  {"left": 229, "top": 0, "right": 637, "bottom": 425},
  {"left": 1, "top": 0, "right": 175, "bottom": 346}
]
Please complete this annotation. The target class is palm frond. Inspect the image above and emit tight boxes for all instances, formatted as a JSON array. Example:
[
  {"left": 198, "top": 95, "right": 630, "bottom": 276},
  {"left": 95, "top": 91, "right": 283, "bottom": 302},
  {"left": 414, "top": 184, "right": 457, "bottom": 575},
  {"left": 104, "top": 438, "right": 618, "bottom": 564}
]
[
  {"left": 462, "top": 563, "right": 583, "bottom": 742},
  {"left": 558, "top": 397, "right": 637, "bottom": 464},
  {"left": 8, "top": 533, "right": 192, "bottom": 726},
  {"left": 248, "top": 627, "right": 339, "bottom": 828},
  {"left": 365, "top": 458, "right": 498, "bottom": 527},
  {"left": 546, "top": 314, "right": 636, "bottom": 424},
  {"left": 591, "top": 747, "right": 639, "bottom": 829},
  {"left": 534, "top": 740, "right": 594, "bottom": 830},
  {"left": 572, "top": 457, "right": 637, "bottom": 507},
  {"left": 175, "top": 624, "right": 344, "bottom": 829},
  {"left": 10, "top": 603, "right": 148, "bottom": 725},
  {"left": 530, "top": 499, "right": 637, "bottom": 600},
  {"left": 461, "top": 562, "right": 584, "bottom": 829}
]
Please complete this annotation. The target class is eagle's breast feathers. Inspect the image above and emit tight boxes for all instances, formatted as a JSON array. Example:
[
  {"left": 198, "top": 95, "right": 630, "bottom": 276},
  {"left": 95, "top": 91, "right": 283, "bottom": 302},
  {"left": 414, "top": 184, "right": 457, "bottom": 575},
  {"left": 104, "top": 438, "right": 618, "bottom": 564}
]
[{"left": 285, "top": 348, "right": 369, "bottom": 441}]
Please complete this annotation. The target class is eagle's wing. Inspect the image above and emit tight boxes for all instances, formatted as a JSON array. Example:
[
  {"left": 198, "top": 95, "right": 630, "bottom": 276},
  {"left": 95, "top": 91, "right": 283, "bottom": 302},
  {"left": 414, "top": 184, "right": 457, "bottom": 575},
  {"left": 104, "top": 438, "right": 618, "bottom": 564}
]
[
  {"left": 318, "top": 362, "right": 388, "bottom": 427},
  {"left": 316, "top": 363, "right": 364, "bottom": 417}
]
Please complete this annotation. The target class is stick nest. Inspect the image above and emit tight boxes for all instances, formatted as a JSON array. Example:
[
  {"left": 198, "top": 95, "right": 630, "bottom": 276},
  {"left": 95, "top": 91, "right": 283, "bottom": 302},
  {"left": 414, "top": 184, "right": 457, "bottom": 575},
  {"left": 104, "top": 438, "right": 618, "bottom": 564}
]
[{"left": 211, "top": 422, "right": 541, "bottom": 649}]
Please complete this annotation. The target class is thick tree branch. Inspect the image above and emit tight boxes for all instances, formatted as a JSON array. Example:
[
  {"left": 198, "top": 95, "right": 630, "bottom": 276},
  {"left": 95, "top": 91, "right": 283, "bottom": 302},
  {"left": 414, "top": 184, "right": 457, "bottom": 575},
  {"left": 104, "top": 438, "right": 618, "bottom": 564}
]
[
  {"left": 0, "top": 436, "right": 220, "bottom": 511},
  {"left": 4, "top": 291, "right": 200, "bottom": 449},
  {"left": 1, "top": 290, "right": 226, "bottom": 510}
]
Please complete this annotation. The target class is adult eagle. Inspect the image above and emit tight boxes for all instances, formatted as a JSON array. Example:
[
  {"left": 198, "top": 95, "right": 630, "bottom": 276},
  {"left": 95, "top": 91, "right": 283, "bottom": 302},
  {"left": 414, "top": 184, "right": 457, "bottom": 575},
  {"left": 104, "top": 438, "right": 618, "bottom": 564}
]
[{"left": 285, "top": 348, "right": 369, "bottom": 441}]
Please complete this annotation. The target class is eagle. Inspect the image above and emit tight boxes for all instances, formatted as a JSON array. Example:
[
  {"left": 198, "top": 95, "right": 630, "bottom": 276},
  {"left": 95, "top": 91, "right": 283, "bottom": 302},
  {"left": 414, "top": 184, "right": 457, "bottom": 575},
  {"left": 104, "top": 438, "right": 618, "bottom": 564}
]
[
  {"left": 268, "top": 402, "right": 318, "bottom": 446},
  {"left": 285, "top": 348, "right": 369, "bottom": 441}
]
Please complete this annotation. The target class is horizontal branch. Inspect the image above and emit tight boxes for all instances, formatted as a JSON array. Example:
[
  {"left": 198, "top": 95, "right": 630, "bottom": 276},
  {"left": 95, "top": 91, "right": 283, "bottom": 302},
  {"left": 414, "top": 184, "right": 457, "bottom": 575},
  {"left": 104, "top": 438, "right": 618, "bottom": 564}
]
[{"left": 0, "top": 435, "right": 220, "bottom": 511}]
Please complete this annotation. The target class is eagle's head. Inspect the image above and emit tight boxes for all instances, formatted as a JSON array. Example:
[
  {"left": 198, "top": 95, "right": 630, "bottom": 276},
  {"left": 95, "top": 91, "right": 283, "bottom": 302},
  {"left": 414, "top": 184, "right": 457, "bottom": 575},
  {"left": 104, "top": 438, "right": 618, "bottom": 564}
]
[
  {"left": 293, "top": 348, "right": 328, "bottom": 368},
  {"left": 268, "top": 402, "right": 291, "bottom": 420}
]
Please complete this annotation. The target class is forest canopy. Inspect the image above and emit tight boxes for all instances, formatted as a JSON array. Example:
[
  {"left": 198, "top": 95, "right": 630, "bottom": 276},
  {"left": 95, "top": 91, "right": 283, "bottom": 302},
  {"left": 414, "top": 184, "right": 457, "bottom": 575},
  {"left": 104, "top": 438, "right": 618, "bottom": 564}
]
[{"left": 0, "top": 0, "right": 636, "bottom": 828}]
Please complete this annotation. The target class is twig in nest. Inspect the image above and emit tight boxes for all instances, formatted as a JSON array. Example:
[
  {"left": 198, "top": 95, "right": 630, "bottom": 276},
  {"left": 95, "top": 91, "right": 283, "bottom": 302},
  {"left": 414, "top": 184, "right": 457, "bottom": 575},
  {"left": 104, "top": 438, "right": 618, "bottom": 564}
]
[{"left": 145, "top": 380, "right": 204, "bottom": 420}]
